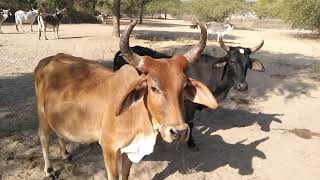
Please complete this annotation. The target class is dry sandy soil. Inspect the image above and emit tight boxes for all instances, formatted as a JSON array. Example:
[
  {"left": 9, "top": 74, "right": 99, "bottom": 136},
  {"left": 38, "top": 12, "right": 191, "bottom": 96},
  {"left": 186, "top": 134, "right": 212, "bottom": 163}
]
[{"left": 0, "top": 18, "right": 320, "bottom": 180}]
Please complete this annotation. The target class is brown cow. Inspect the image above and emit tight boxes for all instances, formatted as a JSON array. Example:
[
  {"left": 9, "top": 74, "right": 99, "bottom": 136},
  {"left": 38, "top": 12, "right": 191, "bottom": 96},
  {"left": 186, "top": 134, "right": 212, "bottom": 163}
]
[{"left": 34, "top": 19, "right": 218, "bottom": 180}]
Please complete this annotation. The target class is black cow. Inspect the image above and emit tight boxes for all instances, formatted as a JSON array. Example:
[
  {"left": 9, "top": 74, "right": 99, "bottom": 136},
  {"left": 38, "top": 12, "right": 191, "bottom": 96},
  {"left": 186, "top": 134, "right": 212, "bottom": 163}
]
[
  {"left": 38, "top": 8, "right": 66, "bottom": 40},
  {"left": 113, "top": 37, "right": 265, "bottom": 150},
  {"left": 113, "top": 45, "right": 171, "bottom": 71}
]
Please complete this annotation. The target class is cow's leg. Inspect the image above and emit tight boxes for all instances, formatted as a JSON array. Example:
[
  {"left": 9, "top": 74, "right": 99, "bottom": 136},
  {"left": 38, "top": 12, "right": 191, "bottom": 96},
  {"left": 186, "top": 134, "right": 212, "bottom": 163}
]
[
  {"left": 21, "top": 21, "right": 25, "bottom": 32},
  {"left": 56, "top": 26, "right": 60, "bottom": 39},
  {"left": 38, "top": 123, "right": 55, "bottom": 178},
  {"left": 30, "top": 22, "right": 33, "bottom": 32},
  {"left": 101, "top": 146, "right": 119, "bottom": 180},
  {"left": 184, "top": 101, "right": 200, "bottom": 151},
  {"left": 38, "top": 28, "right": 41, "bottom": 40},
  {"left": 53, "top": 27, "right": 56, "bottom": 39},
  {"left": 58, "top": 137, "right": 72, "bottom": 161},
  {"left": 121, "top": 153, "right": 132, "bottom": 180},
  {"left": 217, "top": 33, "right": 220, "bottom": 42},
  {"left": 0, "top": 23, "right": 2, "bottom": 33},
  {"left": 44, "top": 26, "right": 48, "bottom": 40}
]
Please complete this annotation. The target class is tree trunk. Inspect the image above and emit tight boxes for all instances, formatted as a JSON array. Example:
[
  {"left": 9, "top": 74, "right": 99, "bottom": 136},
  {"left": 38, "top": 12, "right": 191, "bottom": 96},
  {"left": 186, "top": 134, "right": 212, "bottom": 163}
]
[
  {"left": 139, "top": 1, "right": 144, "bottom": 24},
  {"left": 112, "top": 0, "right": 120, "bottom": 37}
]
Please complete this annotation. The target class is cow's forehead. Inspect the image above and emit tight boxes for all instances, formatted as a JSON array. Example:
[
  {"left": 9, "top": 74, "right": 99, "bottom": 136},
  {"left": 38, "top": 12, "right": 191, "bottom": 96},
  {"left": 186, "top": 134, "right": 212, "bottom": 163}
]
[{"left": 144, "top": 57, "right": 187, "bottom": 89}]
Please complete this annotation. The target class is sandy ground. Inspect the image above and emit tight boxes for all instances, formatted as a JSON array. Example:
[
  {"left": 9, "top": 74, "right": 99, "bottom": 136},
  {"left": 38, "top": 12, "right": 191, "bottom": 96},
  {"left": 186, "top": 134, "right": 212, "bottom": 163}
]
[{"left": 0, "top": 18, "right": 320, "bottom": 180}]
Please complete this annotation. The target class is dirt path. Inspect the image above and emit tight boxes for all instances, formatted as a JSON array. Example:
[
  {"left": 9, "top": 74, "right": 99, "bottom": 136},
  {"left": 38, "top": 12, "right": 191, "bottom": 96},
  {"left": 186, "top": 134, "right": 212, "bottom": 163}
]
[{"left": 0, "top": 19, "right": 319, "bottom": 180}]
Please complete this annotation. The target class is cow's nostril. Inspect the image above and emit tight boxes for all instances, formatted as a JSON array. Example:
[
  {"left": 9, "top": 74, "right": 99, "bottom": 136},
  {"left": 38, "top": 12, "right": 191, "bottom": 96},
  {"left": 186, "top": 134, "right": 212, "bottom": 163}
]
[{"left": 170, "top": 129, "right": 179, "bottom": 139}]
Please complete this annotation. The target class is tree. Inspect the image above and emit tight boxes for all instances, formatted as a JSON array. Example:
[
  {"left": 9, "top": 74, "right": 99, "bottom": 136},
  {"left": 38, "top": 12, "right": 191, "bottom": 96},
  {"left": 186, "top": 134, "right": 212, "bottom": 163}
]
[
  {"left": 254, "top": 0, "right": 320, "bottom": 31},
  {"left": 182, "top": 0, "right": 248, "bottom": 22},
  {"left": 145, "top": 0, "right": 181, "bottom": 19},
  {"left": 112, "top": 0, "right": 121, "bottom": 37}
]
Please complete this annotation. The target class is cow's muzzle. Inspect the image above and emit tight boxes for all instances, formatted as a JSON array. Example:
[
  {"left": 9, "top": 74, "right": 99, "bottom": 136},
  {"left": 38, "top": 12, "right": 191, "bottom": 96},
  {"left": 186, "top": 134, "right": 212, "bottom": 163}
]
[
  {"left": 234, "top": 82, "right": 248, "bottom": 91},
  {"left": 169, "top": 126, "right": 190, "bottom": 142}
]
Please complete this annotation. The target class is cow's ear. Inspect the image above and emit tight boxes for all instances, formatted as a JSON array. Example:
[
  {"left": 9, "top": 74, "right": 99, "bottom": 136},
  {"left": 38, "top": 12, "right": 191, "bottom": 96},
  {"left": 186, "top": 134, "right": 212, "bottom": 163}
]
[
  {"left": 184, "top": 78, "right": 218, "bottom": 109},
  {"left": 249, "top": 58, "right": 265, "bottom": 72},
  {"left": 116, "top": 77, "right": 147, "bottom": 116}
]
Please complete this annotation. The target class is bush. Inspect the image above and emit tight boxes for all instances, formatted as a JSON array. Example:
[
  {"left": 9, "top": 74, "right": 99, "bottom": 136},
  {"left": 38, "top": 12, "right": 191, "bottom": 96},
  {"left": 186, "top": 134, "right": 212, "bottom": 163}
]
[
  {"left": 63, "top": 9, "right": 99, "bottom": 24},
  {"left": 254, "top": 0, "right": 320, "bottom": 31}
]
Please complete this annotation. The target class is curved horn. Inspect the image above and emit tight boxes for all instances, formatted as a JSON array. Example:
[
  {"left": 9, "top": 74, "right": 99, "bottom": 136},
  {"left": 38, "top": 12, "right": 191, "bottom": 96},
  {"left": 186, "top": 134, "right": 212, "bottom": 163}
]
[
  {"left": 251, "top": 40, "right": 264, "bottom": 53},
  {"left": 219, "top": 37, "right": 229, "bottom": 52},
  {"left": 120, "top": 19, "right": 144, "bottom": 68},
  {"left": 183, "top": 20, "right": 207, "bottom": 64}
]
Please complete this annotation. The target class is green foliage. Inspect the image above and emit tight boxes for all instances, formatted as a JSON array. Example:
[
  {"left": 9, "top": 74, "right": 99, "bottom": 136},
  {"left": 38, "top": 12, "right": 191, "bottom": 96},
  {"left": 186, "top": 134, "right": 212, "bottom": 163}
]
[
  {"left": 254, "top": 0, "right": 320, "bottom": 31},
  {"left": 145, "top": 0, "right": 181, "bottom": 17},
  {"left": 0, "top": 0, "right": 37, "bottom": 10},
  {"left": 181, "top": 0, "right": 249, "bottom": 22}
]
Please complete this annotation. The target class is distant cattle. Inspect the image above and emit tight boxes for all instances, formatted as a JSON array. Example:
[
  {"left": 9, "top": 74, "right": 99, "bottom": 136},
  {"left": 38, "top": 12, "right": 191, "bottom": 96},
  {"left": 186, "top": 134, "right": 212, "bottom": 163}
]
[
  {"left": 97, "top": 12, "right": 108, "bottom": 25},
  {"left": 114, "top": 37, "right": 265, "bottom": 150},
  {"left": 15, "top": 8, "right": 39, "bottom": 32},
  {"left": 207, "top": 22, "right": 234, "bottom": 42},
  {"left": 38, "top": 8, "right": 66, "bottom": 40},
  {"left": 0, "top": 9, "right": 11, "bottom": 33},
  {"left": 34, "top": 19, "right": 217, "bottom": 179}
]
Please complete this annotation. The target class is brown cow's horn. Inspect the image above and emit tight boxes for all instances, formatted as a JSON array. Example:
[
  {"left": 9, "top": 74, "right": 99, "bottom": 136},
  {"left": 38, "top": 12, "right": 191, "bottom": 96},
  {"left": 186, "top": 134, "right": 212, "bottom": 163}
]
[
  {"left": 251, "top": 40, "right": 264, "bottom": 53},
  {"left": 184, "top": 20, "right": 207, "bottom": 64},
  {"left": 120, "top": 19, "right": 144, "bottom": 68},
  {"left": 219, "top": 37, "right": 229, "bottom": 52}
]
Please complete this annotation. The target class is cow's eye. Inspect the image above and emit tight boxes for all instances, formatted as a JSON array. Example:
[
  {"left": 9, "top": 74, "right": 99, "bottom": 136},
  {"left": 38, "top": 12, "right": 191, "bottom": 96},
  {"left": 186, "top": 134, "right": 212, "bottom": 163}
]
[{"left": 151, "top": 86, "right": 161, "bottom": 94}]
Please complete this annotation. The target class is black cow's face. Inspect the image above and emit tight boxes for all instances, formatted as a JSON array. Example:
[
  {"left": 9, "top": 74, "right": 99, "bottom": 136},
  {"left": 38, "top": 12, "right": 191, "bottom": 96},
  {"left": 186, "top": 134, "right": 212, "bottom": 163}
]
[
  {"left": 218, "top": 38, "right": 265, "bottom": 92},
  {"left": 227, "top": 47, "right": 252, "bottom": 91}
]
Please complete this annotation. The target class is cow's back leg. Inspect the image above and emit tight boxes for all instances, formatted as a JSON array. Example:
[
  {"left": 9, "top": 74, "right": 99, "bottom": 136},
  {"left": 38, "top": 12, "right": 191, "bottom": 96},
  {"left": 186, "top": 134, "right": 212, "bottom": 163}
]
[
  {"left": 58, "top": 137, "right": 72, "bottom": 161},
  {"left": 121, "top": 153, "right": 132, "bottom": 180},
  {"left": 0, "top": 23, "right": 2, "bottom": 33},
  {"left": 37, "top": 111, "right": 55, "bottom": 178},
  {"left": 44, "top": 26, "right": 48, "bottom": 40}
]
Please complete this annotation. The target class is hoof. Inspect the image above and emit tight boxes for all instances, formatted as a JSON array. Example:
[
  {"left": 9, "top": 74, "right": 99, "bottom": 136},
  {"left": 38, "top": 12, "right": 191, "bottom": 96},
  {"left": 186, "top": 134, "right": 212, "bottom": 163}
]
[
  {"left": 44, "top": 167, "right": 57, "bottom": 180},
  {"left": 62, "top": 151, "right": 72, "bottom": 161}
]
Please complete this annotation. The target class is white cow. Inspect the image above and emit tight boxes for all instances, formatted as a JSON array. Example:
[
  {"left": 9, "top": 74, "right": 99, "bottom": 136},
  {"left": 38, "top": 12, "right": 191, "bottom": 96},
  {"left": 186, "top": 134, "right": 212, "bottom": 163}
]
[
  {"left": 207, "top": 22, "right": 234, "bottom": 42},
  {"left": 97, "top": 12, "right": 108, "bottom": 25},
  {"left": 15, "top": 9, "right": 39, "bottom": 32},
  {"left": 0, "top": 9, "right": 11, "bottom": 33}
]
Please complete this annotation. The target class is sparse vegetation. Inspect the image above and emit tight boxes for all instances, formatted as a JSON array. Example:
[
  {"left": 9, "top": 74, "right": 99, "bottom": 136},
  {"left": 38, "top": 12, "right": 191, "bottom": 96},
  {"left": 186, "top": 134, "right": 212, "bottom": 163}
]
[{"left": 254, "top": 0, "right": 320, "bottom": 31}]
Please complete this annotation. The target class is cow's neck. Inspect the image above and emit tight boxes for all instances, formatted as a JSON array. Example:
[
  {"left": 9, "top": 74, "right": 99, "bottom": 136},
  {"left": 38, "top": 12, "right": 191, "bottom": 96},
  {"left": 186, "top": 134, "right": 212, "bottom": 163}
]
[
  {"left": 120, "top": 97, "right": 158, "bottom": 163},
  {"left": 214, "top": 64, "right": 233, "bottom": 102}
]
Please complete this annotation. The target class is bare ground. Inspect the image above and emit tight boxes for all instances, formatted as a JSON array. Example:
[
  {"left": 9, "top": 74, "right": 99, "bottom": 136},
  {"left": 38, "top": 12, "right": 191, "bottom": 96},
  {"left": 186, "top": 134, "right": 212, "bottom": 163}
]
[{"left": 0, "top": 18, "right": 320, "bottom": 180}]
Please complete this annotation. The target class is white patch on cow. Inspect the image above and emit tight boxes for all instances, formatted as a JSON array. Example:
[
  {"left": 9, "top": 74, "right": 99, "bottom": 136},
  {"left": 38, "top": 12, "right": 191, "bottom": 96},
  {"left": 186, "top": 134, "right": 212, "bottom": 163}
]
[
  {"left": 137, "top": 59, "right": 144, "bottom": 69},
  {"left": 239, "top": 48, "right": 244, "bottom": 54},
  {"left": 119, "top": 53, "right": 122, "bottom": 56},
  {"left": 120, "top": 132, "right": 157, "bottom": 163}
]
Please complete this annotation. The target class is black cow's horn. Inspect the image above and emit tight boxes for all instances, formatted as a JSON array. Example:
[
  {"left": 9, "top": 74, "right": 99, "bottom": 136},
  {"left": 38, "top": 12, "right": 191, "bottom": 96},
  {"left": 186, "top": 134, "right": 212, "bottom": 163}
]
[
  {"left": 219, "top": 37, "right": 229, "bottom": 52},
  {"left": 120, "top": 19, "right": 144, "bottom": 69},
  {"left": 184, "top": 19, "right": 207, "bottom": 64},
  {"left": 251, "top": 40, "right": 264, "bottom": 53}
]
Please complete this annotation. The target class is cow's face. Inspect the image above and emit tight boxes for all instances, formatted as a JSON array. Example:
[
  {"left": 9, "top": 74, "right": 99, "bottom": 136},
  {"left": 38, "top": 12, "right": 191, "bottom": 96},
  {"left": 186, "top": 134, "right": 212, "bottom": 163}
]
[
  {"left": 2, "top": 9, "right": 11, "bottom": 16},
  {"left": 218, "top": 38, "right": 265, "bottom": 91},
  {"left": 32, "top": 8, "right": 39, "bottom": 14},
  {"left": 117, "top": 19, "right": 218, "bottom": 143},
  {"left": 56, "top": 8, "right": 66, "bottom": 15}
]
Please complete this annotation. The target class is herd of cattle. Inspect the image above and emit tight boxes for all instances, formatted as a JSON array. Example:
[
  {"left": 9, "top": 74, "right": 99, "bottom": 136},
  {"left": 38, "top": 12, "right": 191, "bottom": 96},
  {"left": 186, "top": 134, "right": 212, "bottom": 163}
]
[
  {"left": 1, "top": 8, "right": 67, "bottom": 39},
  {"left": 2, "top": 8, "right": 265, "bottom": 180}
]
